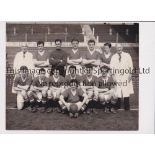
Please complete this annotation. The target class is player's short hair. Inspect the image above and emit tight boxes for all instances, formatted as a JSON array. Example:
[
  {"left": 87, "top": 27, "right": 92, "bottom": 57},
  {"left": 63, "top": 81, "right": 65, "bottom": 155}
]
[
  {"left": 37, "top": 41, "right": 44, "bottom": 46},
  {"left": 104, "top": 42, "right": 112, "bottom": 48},
  {"left": 52, "top": 66, "right": 61, "bottom": 73},
  {"left": 71, "top": 38, "right": 79, "bottom": 43},
  {"left": 55, "top": 39, "right": 62, "bottom": 44},
  {"left": 100, "top": 65, "right": 110, "bottom": 73},
  {"left": 20, "top": 66, "right": 28, "bottom": 71},
  {"left": 70, "top": 79, "right": 78, "bottom": 86},
  {"left": 69, "top": 65, "right": 76, "bottom": 70},
  {"left": 88, "top": 39, "right": 95, "bottom": 45},
  {"left": 85, "top": 64, "right": 93, "bottom": 69},
  {"left": 39, "top": 68, "right": 46, "bottom": 74}
]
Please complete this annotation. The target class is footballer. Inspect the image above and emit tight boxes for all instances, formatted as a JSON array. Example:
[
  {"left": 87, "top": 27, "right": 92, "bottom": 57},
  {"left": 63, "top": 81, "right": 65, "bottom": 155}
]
[
  {"left": 30, "top": 68, "right": 49, "bottom": 113},
  {"left": 82, "top": 39, "right": 100, "bottom": 76},
  {"left": 59, "top": 79, "right": 88, "bottom": 118},
  {"left": 33, "top": 41, "right": 50, "bottom": 77},
  {"left": 65, "top": 65, "right": 82, "bottom": 87},
  {"left": 12, "top": 66, "right": 33, "bottom": 111},
  {"left": 47, "top": 66, "right": 65, "bottom": 113},
  {"left": 66, "top": 39, "right": 83, "bottom": 75},
  {"left": 80, "top": 64, "right": 98, "bottom": 114},
  {"left": 97, "top": 66, "right": 117, "bottom": 113}
]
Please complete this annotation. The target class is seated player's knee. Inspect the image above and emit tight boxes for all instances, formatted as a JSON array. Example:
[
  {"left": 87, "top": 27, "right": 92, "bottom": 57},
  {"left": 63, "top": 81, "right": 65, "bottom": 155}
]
[
  {"left": 47, "top": 90, "right": 53, "bottom": 99},
  {"left": 21, "top": 90, "right": 27, "bottom": 97},
  {"left": 27, "top": 91, "right": 33, "bottom": 97},
  {"left": 60, "top": 88, "right": 65, "bottom": 94},
  {"left": 93, "top": 91, "right": 98, "bottom": 101},
  {"left": 56, "top": 90, "right": 61, "bottom": 99},
  {"left": 87, "top": 90, "right": 93, "bottom": 99},
  {"left": 27, "top": 91, "right": 35, "bottom": 102},
  {"left": 105, "top": 95, "right": 111, "bottom": 103},
  {"left": 17, "top": 94, "right": 24, "bottom": 110},
  {"left": 42, "top": 90, "right": 47, "bottom": 98},
  {"left": 37, "top": 92, "right": 42, "bottom": 101},
  {"left": 98, "top": 93, "right": 105, "bottom": 102}
]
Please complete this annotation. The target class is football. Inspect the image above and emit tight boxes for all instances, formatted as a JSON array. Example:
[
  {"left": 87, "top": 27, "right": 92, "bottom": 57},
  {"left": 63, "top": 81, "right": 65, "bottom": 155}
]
[{"left": 69, "top": 103, "right": 78, "bottom": 114}]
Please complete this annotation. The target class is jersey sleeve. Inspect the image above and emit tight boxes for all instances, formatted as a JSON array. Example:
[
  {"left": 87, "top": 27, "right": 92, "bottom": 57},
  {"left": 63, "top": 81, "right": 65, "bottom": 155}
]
[
  {"left": 13, "top": 76, "right": 19, "bottom": 87},
  {"left": 62, "top": 89, "right": 69, "bottom": 98},
  {"left": 33, "top": 52, "right": 37, "bottom": 60},
  {"left": 96, "top": 77, "right": 100, "bottom": 88},
  {"left": 110, "top": 55, "right": 115, "bottom": 70},
  {"left": 60, "top": 50, "right": 67, "bottom": 66},
  {"left": 49, "top": 51, "right": 60, "bottom": 66},
  {"left": 77, "top": 75, "right": 82, "bottom": 85},
  {"left": 32, "top": 78, "right": 37, "bottom": 86},
  {"left": 99, "top": 53, "right": 103, "bottom": 62},
  {"left": 93, "top": 76, "right": 98, "bottom": 87},
  {"left": 26, "top": 75, "right": 32, "bottom": 86},
  {"left": 48, "top": 77, "right": 52, "bottom": 87},
  {"left": 82, "top": 51, "right": 87, "bottom": 59},
  {"left": 60, "top": 77, "right": 65, "bottom": 87},
  {"left": 78, "top": 88, "right": 84, "bottom": 96},
  {"left": 97, "top": 51, "right": 101, "bottom": 60}
]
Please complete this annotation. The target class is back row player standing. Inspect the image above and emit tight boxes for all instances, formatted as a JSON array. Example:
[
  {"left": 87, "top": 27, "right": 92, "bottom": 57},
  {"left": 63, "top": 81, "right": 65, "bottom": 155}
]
[{"left": 13, "top": 39, "right": 113, "bottom": 78}]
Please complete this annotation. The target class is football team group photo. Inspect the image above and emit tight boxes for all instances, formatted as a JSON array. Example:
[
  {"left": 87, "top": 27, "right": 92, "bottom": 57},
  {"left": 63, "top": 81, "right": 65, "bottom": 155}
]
[{"left": 6, "top": 22, "right": 139, "bottom": 130}]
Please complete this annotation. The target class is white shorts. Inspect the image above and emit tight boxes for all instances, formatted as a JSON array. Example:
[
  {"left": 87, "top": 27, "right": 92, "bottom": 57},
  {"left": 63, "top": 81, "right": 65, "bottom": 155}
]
[
  {"left": 64, "top": 101, "right": 84, "bottom": 111},
  {"left": 48, "top": 88, "right": 64, "bottom": 99}
]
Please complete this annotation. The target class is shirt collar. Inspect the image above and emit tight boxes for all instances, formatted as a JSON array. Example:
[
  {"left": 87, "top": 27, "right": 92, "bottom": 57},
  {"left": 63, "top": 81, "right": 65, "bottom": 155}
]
[{"left": 72, "top": 48, "right": 78, "bottom": 53}]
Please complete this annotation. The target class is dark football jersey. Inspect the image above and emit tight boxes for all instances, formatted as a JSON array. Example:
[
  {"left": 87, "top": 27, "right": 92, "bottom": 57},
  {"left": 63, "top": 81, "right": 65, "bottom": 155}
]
[
  {"left": 32, "top": 76, "right": 48, "bottom": 87},
  {"left": 83, "top": 50, "right": 100, "bottom": 60},
  {"left": 97, "top": 76, "right": 116, "bottom": 89},
  {"left": 68, "top": 49, "right": 82, "bottom": 60},
  {"left": 13, "top": 74, "right": 32, "bottom": 87},
  {"left": 100, "top": 52, "right": 113, "bottom": 64},
  {"left": 62, "top": 88, "right": 84, "bottom": 103},
  {"left": 81, "top": 75, "right": 97, "bottom": 87},
  {"left": 48, "top": 75, "right": 65, "bottom": 88},
  {"left": 65, "top": 74, "right": 82, "bottom": 86}
]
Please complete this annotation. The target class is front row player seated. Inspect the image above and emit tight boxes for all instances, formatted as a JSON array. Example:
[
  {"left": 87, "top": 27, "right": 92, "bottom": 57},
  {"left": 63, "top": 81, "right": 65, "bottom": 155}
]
[
  {"left": 29, "top": 68, "right": 49, "bottom": 113},
  {"left": 12, "top": 66, "right": 118, "bottom": 115},
  {"left": 80, "top": 64, "right": 98, "bottom": 114},
  {"left": 65, "top": 65, "right": 81, "bottom": 87},
  {"left": 97, "top": 66, "right": 118, "bottom": 113},
  {"left": 12, "top": 66, "right": 33, "bottom": 110},
  {"left": 47, "top": 67, "right": 65, "bottom": 113},
  {"left": 59, "top": 79, "right": 88, "bottom": 118}
]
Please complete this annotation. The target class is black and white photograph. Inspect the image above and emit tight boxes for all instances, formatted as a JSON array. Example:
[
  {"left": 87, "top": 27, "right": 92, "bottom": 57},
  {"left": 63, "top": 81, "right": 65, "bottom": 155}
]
[{"left": 6, "top": 22, "right": 139, "bottom": 130}]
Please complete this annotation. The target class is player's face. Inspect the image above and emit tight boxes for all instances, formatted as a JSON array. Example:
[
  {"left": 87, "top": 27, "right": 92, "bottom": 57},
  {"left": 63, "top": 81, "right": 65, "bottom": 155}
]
[
  {"left": 70, "top": 68, "right": 76, "bottom": 76},
  {"left": 70, "top": 82, "right": 77, "bottom": 90},
  {"left": 53, "top": 69, "right": 60, "bottom": 78},
  {"left": 39, "top": 71, "right": 46, "bottom": 79},
  {"left": 101, "top": 69, "right": 108, "bottom": 77},
  {"left": 86, "top": 68, "right": 93, "bottom": 76},
  {"left": 55, "top": 41, "right": 62, "bottom": 49},
  {"left": 37, "top": 44, "right": 44, "bottom": 52},
  {"left": 116, "top": 44, "right": 123, "bottom": 54},
  {"left": 88, "top": 42, "right": 95, "bottom": 51},
  {"left": 72, "top": 41, "right": 79, "bottom": 49},
  {"left": 21, "top": 46, "right": 28, "bottom": 53},
  {"left": 104, "top": 46, "right": 110, "bottom": 54},
  {"left": 20, "top": 70, "right": 28, "bottom": 77}
]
